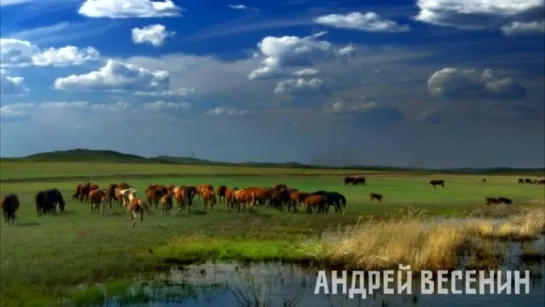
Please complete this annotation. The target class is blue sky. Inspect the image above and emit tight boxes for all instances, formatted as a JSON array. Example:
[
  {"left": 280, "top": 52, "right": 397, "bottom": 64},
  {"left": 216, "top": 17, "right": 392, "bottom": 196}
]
[{"left": 1, "top": 0, "right": 544, "bottom": 168}]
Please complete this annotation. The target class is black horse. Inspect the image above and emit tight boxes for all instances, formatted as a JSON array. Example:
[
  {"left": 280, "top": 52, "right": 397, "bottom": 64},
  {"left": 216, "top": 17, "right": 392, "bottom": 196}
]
[
  {"left": 310, "top": 191, "right": 347, "bottom": 213},
  {"left": 2, "top": 194, "right": 20, "bottom": 225},
  {"left": 36, "top": 189, "right": 65, "bottom": 216}
]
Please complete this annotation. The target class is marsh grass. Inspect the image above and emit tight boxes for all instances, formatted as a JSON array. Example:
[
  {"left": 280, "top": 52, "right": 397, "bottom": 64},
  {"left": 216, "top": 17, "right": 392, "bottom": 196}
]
[{"left": 467, "top": 208, "right": 545, "bottom": 241}]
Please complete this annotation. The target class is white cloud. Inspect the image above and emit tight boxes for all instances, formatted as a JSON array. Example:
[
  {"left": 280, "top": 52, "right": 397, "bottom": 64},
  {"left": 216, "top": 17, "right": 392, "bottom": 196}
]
[
  {"left": 134, "top": 87, "right": 195, "bottom": 97},
  {"left": 248, "top": 32, "right": 354, "bottom": 80},
  {"left": 274, "top": 78, "right": 325, "bottom": 94},
  {"left": 293, "top": 68, "right": 319, "bottom": 77},
  {"left": 54, "top": 59, "right": 170, "bottom": 91},
  {"left": 132, "top": 24, "right": 175, "bottom": 47},
  {"left": 0, "top": 38, "right": 100, "bottom": 67},
  {"left": 204, "top": 107, "right": 251, "bottom": 116},
  {"left": 0, "top": 69, "right": 29, "bottom": 95},
  {"left": 247, "top": 65, "right": 284, "bottom": 80},
  {"left": 228, "top": 4, "right": 247, "bottom": 10},
  {"left": 501, "top": 20, "right": 545, "bottom": 36},
  {"left": 415, "top": 0, "right": 545, "bottom": 36},
  {"left": 427, "top": 68, "right": 527, "bottom": 100},
  {"left": 0, "top": 0, "right": 35, "bottom": 6},
  {"left": 315, "top": 12, "right": 410, "bottom": 32},
  {"left": 142, "top": 100, "right": 191, "bottom": 110},
  {"left": 78, "top": 0, "right": 182, "bottom": 18}
]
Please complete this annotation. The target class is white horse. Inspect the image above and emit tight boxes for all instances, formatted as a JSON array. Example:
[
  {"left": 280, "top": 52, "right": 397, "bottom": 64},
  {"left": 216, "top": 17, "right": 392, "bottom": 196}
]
[{"left": 118, "top": 188, "right": 137, "bottom": 207}]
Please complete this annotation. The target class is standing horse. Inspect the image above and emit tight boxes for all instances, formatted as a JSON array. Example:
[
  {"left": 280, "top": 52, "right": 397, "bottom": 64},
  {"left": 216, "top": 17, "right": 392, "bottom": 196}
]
[{"left": 127, "top": 192, "right": 152, "bottom": 227}]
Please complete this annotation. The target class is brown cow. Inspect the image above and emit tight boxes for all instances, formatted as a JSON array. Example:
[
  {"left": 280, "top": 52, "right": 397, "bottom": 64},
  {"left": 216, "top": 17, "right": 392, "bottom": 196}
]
[
  {"left": 217, "top": 185, "right": 227, "bottom": 204},
  {"left": 161, "top": 193, "right": 173, "bottom": 215},
  {"left": 201, "top": 189, "right": 217, "bottom": 211},
  {"left": 485, "top": 197, "right": 501, "bottom": 205},
  {"left": 1, "top": 194, "right": 20, "bottom": 225},
  {"left": 89, "top": 189, "right": 106, "bottom": 215},
  {"left": 126, "top": 192, "right": 152, "bottom": 227},
  {"left": 303, "top": 195, "right": 327, "bottom": 214},
  {"left": 369, "top": 193, "right": 384, "bottom": 202},
  {"left": 429, "top": 179, "right": 445, "bottom": 188}
]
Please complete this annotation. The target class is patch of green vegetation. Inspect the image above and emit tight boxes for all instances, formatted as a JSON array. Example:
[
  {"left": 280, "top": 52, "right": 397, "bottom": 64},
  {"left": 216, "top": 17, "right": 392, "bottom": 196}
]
[{"left": 1, "top": 170, "right": 544, "bottom": 305}]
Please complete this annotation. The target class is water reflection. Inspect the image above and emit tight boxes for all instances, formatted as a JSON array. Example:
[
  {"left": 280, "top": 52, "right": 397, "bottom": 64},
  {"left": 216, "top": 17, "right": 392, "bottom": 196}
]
[{"left": 70, "top": 260, "right": 544, "bottom": 307}]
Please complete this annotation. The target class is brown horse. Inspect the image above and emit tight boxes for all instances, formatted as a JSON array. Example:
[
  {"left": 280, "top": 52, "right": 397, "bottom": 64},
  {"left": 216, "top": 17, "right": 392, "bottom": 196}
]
[
  {"left": 161, "top": 192, "right": 173, "bottom": 215},
  {"left": 303, "top": 195, "right": 327, "bottom": 214},
  {"left": 127, "top": 192, "right": 152, "bottom": 227},
  {"left": 89, "top": 189, "right": 107, "bottom": 215},
  {"left": 216, "top": 185, "right": 227, "bottom": 204},
  {"left": 73, "top": 183, "right": 91, "bottom": 203},
  {"left": 201, "top": 189, "right": 217, "bottom": 211}
]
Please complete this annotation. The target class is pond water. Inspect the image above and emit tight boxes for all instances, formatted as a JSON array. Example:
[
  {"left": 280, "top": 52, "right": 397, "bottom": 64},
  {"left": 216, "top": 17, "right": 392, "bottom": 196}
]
[{"left": 67, "top": 229, "right": 545, "bottom": 306}]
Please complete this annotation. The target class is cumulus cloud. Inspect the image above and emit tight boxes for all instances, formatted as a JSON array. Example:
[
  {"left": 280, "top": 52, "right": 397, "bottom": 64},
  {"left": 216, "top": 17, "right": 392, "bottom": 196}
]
[
  {"left": 247, "top": 65, "right": 285, "bottom": 80},
  {"left": 142, "top": 100, "right": 191, "bottom": 110},
  {"left": 132, "top": 24, "right": 175, "bottom": 47},
  {"left": 54, "top": 59, "right": 170, "bottom": 91},
  {"left": 0, "top": 38, "right": 100, "bottom": 67},
  {"left": 427, "top": 68, "right": 527, "bottom": 100},
  {"left": 315, "top": 12, "right": 410, "bottom": 32},
  {"left": 204, "top": 107, "right": 251, "bottom": 116},
  {"left": 293, "top": 68, "right": 319, "bottom": 77},
  {"left": 415, "top": 0, "right": 545, "bottom": 36},
  {"left": 0, "top": 69, "right": 29, "bottom": 95},
  {"left": 274, "top": 78, "right": 325, "bottom": 94},
  {"left": 134, "top": 87, "right": 195, "bottom": 96},
  {"left": 501, "top": 20, "right": 545, "bottom": 36},
  {"left": 248, "top": 32, "right": 355, "bottom": 80},
  {"left": 78, "top": 0, "right": 182, "bottom": 18}
]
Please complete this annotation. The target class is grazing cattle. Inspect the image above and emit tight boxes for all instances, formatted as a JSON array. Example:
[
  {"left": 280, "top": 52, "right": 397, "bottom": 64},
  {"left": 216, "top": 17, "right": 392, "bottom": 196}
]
[
  {"left": 518, "top": 178, "right": 525, "bottom": 184},
  {"left": 89, "top": 189, "right": 106, "bottom": 215},
  {"left": 73, "top": 183, "right": 91, "bottom": 203},
  {"left": 161, "top": 193, "right": 173, "bottom": 215},
  {"left": 497, "top": 197, "right": 513, "bottom": 205},
  {"left": 303, "top": 195, "right": 327, "bottom": 214},
  {"left": 36, "top": 189, "right": 65, "bottom": 216},
  {"left": 354, "top": 176, "right": 366, "bottom": 185},
  {"left": 126, "top": 192, "right": 152, "bottom": 227},
  {"left": 369, "top": 193, "right": 384, "bottom": 202},
  {"left": 1, "top": 194, "right": 20, "bottom": 225},
  {"left": 485, "top": 197, "right": 502, "bottom": 205},
  {"left": 429, "top": 179, "right": 445, "bottom": 188},
  {"left": 217, "top": 185, "right": 227, "bottom": 204},
  {"left": 344, "top": 176, "right": 355, "bottom": 185},
  {"left": 201, "top": 189, "right": 217, "bottom": 211}
]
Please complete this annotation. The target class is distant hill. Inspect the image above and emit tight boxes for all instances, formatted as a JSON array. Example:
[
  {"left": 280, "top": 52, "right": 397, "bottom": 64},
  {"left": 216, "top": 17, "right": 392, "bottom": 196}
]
[
  {"left": 1, "top": 149, "right": 544, "bottom": 175},
  {"left": 1, "top": 149, "right": 174, "bottom": 164}
]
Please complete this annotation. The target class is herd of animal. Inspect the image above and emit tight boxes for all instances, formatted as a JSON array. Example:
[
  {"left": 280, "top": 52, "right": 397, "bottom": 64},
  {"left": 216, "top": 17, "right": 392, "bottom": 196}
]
[{"left": 1, "top": 175, "right": 543, "bottom": 227}]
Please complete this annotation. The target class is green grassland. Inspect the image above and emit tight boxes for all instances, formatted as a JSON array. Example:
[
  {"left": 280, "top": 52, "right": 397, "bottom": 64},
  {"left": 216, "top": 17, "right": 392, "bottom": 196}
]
[{"left": 0, "top": 150, "right": 544, "bottom": 305}]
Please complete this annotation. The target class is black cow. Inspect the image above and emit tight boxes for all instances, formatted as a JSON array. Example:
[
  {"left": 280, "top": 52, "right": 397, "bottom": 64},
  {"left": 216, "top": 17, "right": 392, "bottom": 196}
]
[
  {"left": 1, "top": 194, "right": 20, "bottom": 225},
  {"left": 35, "top": 189, "right": 65, "bottom": 216},
  {"left": 429, "top": 179, "right": 445, "bottom": 188}
]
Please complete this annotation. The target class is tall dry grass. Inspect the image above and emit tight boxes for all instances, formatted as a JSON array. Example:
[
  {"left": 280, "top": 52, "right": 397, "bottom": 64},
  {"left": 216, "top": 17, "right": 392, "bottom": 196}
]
[
  {"left": 316, "top": 208, "right": 545, "bottom": 271},
  {"left": 467, "top": 208, "right": 545, "bottom": 240}
]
